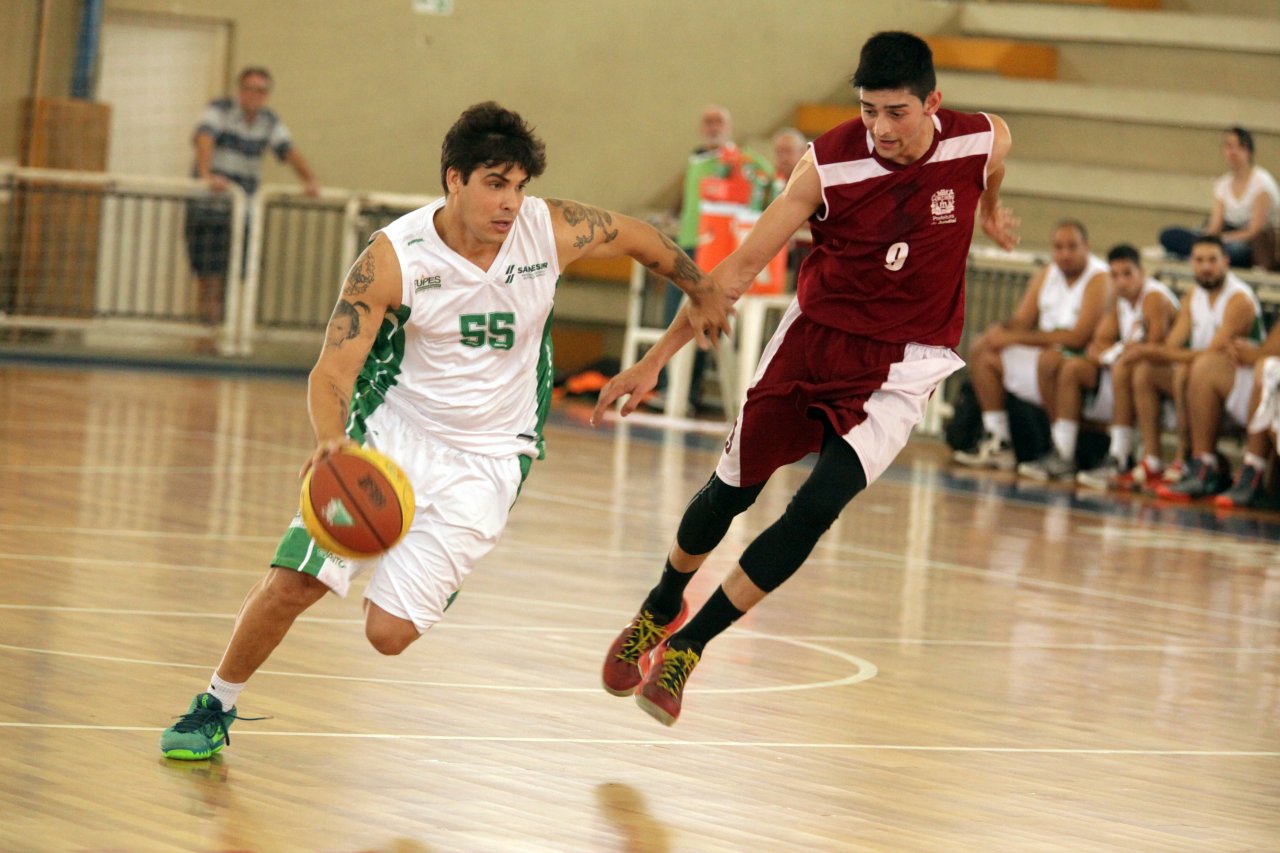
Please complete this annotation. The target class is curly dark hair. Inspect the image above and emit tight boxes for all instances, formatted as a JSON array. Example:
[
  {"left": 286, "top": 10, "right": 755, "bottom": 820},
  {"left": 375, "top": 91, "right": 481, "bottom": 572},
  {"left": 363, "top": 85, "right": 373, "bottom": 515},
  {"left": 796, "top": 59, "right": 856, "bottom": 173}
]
[{"left": 439, "top": 102, "right": 547, "bottom": 193}]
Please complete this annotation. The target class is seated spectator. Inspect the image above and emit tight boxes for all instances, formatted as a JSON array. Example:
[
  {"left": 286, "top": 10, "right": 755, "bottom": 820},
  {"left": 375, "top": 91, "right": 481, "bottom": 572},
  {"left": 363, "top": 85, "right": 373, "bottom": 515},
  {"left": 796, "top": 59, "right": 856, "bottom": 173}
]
[
  {"left": 770, "top": 127, "right": 812, "bottom": 288},
  {"left": 1217, "top": 346, "right": 1280, "bottom": 508},
  {"left": 1118, "top": 236, "right": 1263, "bottom": 500},
  {"left": 953, "top": 220, "right": 1110, "bottom": 470},
  {"left": 1021, "top": 244, "right": 1179, "bottom": 482},
  {"left": 1159, "top": 127, "right": 1278, "bottom": 269},
  {"left": 1167, "top": 317, "right": 1274, "bottom": 504}
]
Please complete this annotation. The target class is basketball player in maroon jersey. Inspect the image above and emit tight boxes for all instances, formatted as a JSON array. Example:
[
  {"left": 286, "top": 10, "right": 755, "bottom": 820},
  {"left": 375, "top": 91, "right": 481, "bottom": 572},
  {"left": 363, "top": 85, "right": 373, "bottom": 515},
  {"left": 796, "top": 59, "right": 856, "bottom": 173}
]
[{"left": 591, "top": 31, "right": 1018, "bottom": 726}]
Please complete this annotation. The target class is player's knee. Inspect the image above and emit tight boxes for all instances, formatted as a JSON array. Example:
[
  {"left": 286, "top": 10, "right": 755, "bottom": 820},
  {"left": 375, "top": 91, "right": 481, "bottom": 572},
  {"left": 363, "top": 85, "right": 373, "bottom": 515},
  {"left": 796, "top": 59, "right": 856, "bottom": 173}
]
[
  {"left": 365, "top": 620, "right": 419, "bottom": 656},
  {"left": 263, "top": 568, "right": 327, "bottom": 614},
  {"left": 1036, "top": 350, "right": 1062, "bottom": 379},
  {"left": 675, "top": 475, "right": 764, "bottom": 556}
]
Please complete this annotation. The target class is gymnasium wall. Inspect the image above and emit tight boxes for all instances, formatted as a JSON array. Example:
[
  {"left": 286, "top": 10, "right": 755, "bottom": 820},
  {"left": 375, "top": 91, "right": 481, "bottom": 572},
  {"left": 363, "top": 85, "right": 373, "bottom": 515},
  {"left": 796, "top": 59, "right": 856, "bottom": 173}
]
[{"left": 3, "top": 0, "right": 954, "bottom": 211}]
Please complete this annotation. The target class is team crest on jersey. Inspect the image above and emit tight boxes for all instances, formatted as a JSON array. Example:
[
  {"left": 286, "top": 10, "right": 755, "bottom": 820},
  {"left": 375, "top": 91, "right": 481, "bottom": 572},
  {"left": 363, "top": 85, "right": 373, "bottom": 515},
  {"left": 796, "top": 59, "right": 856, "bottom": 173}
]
[{"left": 931, "top": 189, "right": 957, "bottom": 225}]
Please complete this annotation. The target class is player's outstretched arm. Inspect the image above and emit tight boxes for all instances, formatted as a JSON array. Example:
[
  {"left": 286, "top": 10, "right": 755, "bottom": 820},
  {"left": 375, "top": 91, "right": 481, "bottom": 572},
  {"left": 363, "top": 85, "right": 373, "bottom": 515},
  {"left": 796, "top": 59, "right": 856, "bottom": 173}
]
[
  {"left": 303, "top": 233, "right": 398, "bottom": 475},
  {"left": 713, "top": 149, "right": 822, "bottom": 300},
  {"left": 545, "top": 198, "right": 731, "bottom": 349}
]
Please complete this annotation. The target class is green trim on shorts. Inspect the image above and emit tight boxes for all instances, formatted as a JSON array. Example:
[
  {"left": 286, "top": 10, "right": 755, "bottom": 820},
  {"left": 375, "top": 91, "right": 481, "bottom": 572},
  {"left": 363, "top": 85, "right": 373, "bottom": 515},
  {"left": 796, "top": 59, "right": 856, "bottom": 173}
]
[{"left": 272, "top": 517, "right": 329, "bottom": 577}]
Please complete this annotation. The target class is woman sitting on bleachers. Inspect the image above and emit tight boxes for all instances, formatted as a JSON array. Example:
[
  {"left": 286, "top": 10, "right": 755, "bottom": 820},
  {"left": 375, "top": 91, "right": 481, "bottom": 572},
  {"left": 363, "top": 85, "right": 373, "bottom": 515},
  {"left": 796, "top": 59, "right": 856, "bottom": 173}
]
[{"left": 1160, "top": 126, "right": 1278, "bottom": 270}]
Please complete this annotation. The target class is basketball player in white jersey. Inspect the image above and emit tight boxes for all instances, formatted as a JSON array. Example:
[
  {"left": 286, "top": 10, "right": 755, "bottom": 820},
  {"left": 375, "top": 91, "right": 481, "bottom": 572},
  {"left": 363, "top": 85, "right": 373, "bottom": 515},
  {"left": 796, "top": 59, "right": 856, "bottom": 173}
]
[
  {"left": 1021, "top": 244, "right": 1179, "bottom": 483},
  {"left": 160, "top": 102, "right": 733, "bottom": 760},
  {"left": 953, "top": 220, "right": 1110, "bottom": 470},
  {"left": 1119, "top": 235, "right": 1263, "bottom": 500}
]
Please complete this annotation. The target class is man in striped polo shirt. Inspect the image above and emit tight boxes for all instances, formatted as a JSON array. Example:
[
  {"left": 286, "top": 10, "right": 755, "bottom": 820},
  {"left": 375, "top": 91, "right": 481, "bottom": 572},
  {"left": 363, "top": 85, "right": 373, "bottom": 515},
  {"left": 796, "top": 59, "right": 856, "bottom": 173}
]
[{"left": 187, "top": 66, "right": 320, "bottom": 331}]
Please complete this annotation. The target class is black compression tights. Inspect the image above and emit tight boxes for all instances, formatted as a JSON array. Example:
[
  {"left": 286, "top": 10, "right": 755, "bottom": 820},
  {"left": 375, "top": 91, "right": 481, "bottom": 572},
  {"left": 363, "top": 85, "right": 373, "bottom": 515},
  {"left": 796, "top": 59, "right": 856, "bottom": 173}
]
[
  {"left": 675, "top": 473, "right": 765, "bottom": 557},
  {"left": 737, "top": 426, "right": 868, "bottom": 593}
]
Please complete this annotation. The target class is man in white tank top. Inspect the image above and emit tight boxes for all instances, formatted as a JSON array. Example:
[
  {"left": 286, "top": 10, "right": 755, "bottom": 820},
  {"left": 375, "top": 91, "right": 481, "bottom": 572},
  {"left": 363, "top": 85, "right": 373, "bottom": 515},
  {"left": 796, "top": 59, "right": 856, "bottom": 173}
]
[
  {"left": 1020, "top": 244, "right": 1179, "bottom": 484},
  {"left": 159, "top": 102, "right": 734, "bottom": 760},
  {"left": 1214, "top": 323, "right": 1280, "bottom": 509},
  {"left": 1115, "top": 236, "right": 1263, "bottom": 501},
  {"left": 954, "top": 219, "right": 1110, "bottom": 469}
]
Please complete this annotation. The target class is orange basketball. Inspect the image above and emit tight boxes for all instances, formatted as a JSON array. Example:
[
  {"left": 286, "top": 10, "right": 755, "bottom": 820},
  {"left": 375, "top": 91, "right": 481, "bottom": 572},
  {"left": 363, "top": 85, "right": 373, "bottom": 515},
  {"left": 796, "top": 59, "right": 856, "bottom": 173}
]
[{"left": 299, "top": 445, "right": 415, "bottom": 559}]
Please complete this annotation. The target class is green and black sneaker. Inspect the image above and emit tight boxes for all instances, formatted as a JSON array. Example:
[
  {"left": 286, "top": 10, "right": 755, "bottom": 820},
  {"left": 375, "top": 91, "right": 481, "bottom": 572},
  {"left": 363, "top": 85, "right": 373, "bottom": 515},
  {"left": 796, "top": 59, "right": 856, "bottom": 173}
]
[{"left": 160, "top": 693, "right": 250, "bottom": 760}]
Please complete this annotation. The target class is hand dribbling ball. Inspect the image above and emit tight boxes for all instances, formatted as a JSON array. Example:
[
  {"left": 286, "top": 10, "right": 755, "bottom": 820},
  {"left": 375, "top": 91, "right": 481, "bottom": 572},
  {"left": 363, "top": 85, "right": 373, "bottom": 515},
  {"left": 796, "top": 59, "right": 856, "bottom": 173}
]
[{"left": 300, "top": 445, "right": 415, "bottom": 558}]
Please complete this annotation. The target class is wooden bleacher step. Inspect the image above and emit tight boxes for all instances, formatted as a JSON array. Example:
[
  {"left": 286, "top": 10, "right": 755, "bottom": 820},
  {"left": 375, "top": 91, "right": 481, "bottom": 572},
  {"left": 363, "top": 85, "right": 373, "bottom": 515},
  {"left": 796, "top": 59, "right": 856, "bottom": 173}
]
[{"left": 924, "top": 35, "right": 1058, "bottom": 80}]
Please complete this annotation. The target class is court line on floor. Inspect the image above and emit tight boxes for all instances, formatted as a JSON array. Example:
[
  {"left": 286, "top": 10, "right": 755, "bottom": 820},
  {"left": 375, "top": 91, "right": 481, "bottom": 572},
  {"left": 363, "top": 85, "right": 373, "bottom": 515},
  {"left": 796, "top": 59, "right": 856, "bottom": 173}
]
[
  {"left": 0, "top": 528, "right": 281, "bottom": 542},
  {"left": 0, "top": 638, "right": 876, "bottom": 695},
  {"left": 0, "top": 722, "right": 1274, "bottom": 756},
  {"left": 1, "top": 604, "right": 1274, "bottom": 654}
]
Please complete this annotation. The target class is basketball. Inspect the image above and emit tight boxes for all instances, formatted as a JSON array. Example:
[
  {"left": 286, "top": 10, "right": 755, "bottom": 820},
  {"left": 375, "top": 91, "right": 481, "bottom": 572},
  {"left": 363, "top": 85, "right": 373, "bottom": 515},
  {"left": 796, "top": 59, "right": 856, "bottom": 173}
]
[{"left": 299, "top": 445, "right": 415, "bottom": 559}]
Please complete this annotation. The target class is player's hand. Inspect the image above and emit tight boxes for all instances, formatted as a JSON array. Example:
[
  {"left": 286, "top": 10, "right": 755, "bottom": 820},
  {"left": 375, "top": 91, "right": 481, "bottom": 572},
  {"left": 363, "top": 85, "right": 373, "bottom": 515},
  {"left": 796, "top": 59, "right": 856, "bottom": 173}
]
[
  {"left": 1226, "top": 338, "right": 1258, "bottom": 366},
  {"left": 300, "top": 437, "right": 356, "bottom": 478},
  {"left": 981, "top": 204, "right": 1020, "bottom": 251},
  {"left": 982, "top": 325, "right": 1014, "bottom": 352},
  {"left": 590, "top": 361, "right": 662, "bottom": 426},
  {"left": 685, "top": 278, "right": 736, "bottom": 350},
  {"left": 208, "top": 174, "right": 230, "bottom": 193}
]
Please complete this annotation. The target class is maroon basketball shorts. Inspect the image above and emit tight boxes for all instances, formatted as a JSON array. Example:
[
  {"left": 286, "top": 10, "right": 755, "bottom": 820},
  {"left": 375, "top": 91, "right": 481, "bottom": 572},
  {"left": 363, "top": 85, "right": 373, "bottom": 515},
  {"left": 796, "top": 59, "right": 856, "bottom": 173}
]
[{"left": 716, "top": 302, "right": 964, "bottom": 488}]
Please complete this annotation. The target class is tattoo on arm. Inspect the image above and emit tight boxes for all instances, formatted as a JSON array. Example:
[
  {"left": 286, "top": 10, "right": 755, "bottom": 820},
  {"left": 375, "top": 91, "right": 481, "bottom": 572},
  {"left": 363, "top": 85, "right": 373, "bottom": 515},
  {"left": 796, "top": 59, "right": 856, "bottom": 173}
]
[
  {"left": 643, "top": 230, "right": 703, "bottom": 288},
  {"left": 328, "top": 380, "right": 350, "bottom": 424},
  {"left": 343, "top": 253, "right": 375, "bottom": 296},
  {"left": 325, "top": 299, "right": 370, "bottom": 348},
  {"left": 548, "top": 199, "right": 619, "bottom": 249}
]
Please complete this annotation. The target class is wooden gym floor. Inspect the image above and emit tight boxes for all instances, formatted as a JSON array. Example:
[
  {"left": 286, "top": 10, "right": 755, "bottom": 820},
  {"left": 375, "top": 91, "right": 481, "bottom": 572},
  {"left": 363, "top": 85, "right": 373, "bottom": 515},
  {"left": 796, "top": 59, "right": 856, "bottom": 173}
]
[{"left": 0, "top": 362, "right": 1276, "bottom": 852}]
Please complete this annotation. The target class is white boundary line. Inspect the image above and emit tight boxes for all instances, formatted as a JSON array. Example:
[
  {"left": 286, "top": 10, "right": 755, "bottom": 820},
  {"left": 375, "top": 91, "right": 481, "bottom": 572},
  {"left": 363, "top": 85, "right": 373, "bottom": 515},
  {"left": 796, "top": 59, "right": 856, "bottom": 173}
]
[{"left": 0, "top": 722, "right": 1273, "bottom": 756}]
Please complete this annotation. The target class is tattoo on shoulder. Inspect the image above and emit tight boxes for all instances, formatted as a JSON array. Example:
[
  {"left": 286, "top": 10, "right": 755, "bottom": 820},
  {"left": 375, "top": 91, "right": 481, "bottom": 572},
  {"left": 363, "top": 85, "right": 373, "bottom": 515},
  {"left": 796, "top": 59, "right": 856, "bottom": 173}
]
[
  {"left": 326, "top": 299, "right": 370, "bottom": 348},
  {"left": 548, "top": 198, "right": 619, "bottom": 249},
  {"left": 343, "top": 253, "right": 375, "bottom": 296}
]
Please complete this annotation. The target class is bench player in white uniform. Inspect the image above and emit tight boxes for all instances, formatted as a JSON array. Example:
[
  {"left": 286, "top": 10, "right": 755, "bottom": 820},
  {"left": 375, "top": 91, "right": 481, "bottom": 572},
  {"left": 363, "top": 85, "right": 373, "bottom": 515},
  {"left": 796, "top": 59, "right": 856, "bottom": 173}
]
[
  {"left": 953, "top": 220, "right": 1110, "bottom": 469},
  {"left": 160, "top": 102, "right": 733, "bottom": 760},
  {"left": 1113, "top": 235, "right": 1262, "bottom": 500},
  {"left": 1214, "top": 322, "right": 1280, "bottom": 509},
  {"left": 1020, "top": 244, "right": 1178, "bottom": 482}
]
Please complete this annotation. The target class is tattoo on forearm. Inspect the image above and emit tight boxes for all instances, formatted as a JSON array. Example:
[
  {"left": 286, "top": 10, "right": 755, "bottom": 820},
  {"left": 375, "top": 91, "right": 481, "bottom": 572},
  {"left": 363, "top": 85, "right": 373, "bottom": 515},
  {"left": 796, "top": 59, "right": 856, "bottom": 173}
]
[
  {"left": 343, "top": 253, "right": 375, "bottom": 296},
  {"left": 325, "top": 299, "right": 369, "bottom": 348},
  {"left": 548, "top": 199, "right": 619, "bottom": 249},
  {"left": 672, "top": 250, "right": 703, "bottom": 287},
  {"left": 328, "top": 380, "right": 350, "bottom": 424}
]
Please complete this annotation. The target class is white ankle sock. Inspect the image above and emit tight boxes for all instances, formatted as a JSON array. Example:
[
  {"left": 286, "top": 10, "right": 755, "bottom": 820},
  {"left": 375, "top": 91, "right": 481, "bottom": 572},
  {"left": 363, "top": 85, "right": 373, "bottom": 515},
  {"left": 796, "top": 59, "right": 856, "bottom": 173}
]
[
  {"left": 1109, "top": 426, "right": 1133, "bottom": 464},
  {"left": 982, "top": 411, "right": 1011, "bottom": 443},
  {"left": 1051, "top": 420, "right": 1079, "bottom": 460},
  {"left": 1244, "top": 452, "right": 1267, "bottom": 470},
  {"left": 208, "top": 673, "right": 245, "bottom": 711},
  {"left": 1144, "top": 454, "right": 1163, "bottom": 471}
]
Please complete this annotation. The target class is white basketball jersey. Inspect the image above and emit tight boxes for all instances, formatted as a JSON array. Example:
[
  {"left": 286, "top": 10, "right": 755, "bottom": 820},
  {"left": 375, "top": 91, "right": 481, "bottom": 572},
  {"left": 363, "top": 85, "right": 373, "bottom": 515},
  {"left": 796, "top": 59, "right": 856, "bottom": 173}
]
[
  {"left": 348, "top": 196, "right": 561, "bottom": 459},
  {"left": 1037, "top": 254, "right": 1109, "bottom": 333},
  {"left": 1117, "top": 278, "right": 1179, "bottom": 344},
  {"left": 1189, "top": 273, "right": 1262, "bottom": 351}
]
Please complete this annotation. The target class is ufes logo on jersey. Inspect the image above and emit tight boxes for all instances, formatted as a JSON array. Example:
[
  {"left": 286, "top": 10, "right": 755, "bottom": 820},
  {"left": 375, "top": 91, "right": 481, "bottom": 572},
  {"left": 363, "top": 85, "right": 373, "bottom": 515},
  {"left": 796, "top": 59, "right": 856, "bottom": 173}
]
[{"left": 504, "top": 260, "right": 550, "bottom": 284}]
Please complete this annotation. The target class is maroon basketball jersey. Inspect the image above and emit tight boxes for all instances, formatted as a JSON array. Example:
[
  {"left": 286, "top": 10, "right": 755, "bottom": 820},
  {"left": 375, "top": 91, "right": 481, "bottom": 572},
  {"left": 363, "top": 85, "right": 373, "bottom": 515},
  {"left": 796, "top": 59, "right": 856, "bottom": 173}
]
[{"left": 798, "top": 108, "right": 994, "bottom": 348}]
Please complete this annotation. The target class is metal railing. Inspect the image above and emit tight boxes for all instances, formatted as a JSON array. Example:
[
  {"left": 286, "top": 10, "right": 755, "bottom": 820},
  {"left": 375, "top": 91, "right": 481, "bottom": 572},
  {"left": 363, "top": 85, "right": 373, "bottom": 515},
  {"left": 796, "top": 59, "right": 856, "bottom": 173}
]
[
  {"left": 4, "top": 165, "right": 1280, "bottom": 431},
  {"left": 0, "top": 165, "right": 436, "bottom": 355}
]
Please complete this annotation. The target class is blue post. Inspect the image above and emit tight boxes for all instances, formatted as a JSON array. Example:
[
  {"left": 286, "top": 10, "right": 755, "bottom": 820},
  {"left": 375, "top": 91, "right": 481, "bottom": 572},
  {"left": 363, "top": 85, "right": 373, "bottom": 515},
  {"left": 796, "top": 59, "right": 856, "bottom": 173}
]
[{"left": 71, "top": 0, "right": 104, "bottom": 99}]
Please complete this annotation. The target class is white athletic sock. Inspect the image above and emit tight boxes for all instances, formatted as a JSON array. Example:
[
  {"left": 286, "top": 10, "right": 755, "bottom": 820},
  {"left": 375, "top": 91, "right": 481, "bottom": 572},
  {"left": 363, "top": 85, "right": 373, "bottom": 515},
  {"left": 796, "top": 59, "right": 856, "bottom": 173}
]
[
  {"left": 1144, "top": 454, "right": 1164, "bottom": 471},
  {"left": 208, "top": 673, "right": 245, "bottom": 711},
  {"left": 1051, "top": 419, "right": 1079, "bottom": 460},
  {"left": 1198, "top": 452, "right": 1217, "bottom": 467},
  {"left": 1109, "top": 426, "right": 1134, "bottom": 464},
  {"left": 982, "top": 411, "right": 1011, "bottom": 443},
  {"left": 1244, "top": 451, "right": 1267, "bottom": 470}
]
